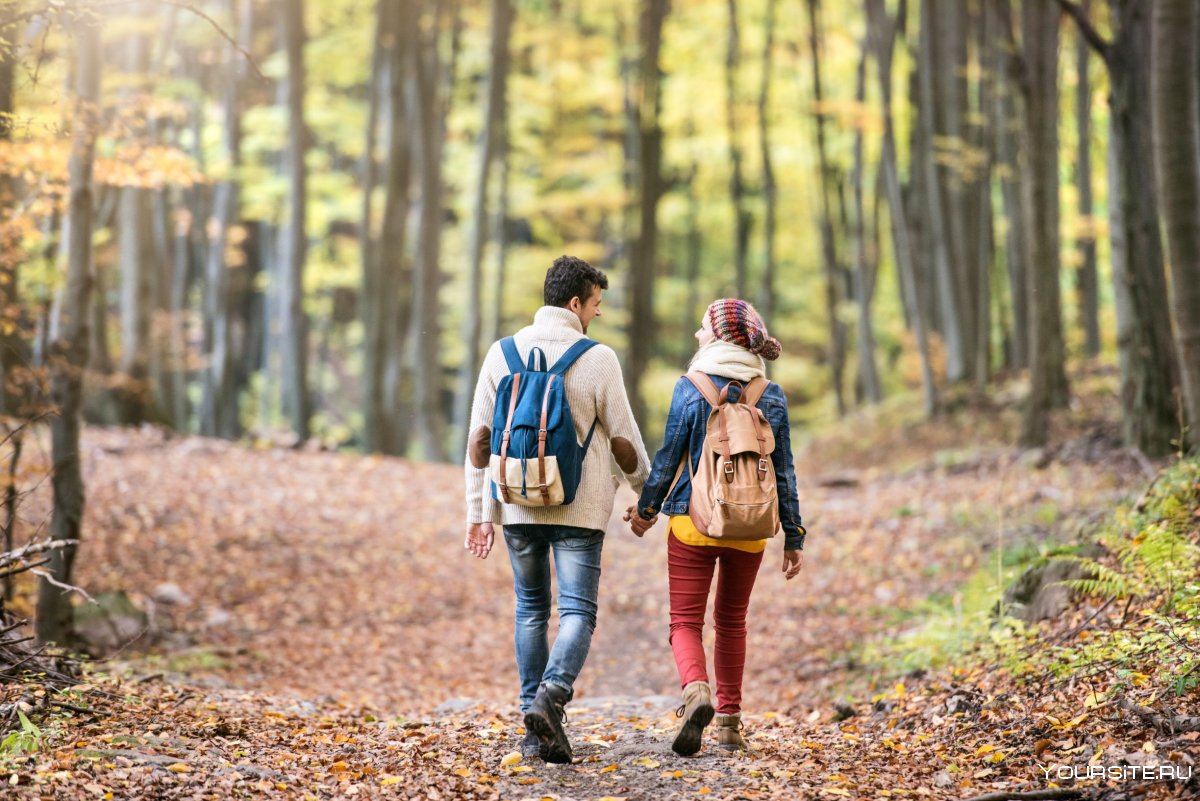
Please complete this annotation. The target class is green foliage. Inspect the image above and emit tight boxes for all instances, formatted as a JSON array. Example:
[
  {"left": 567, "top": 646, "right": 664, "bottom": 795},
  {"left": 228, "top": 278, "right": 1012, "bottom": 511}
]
[
  {"left": 0, "top": 710, "right": 42, "bottom": 757},
  {"left": 1062, "top": 459, "right": 1200, "bottom": 608}
]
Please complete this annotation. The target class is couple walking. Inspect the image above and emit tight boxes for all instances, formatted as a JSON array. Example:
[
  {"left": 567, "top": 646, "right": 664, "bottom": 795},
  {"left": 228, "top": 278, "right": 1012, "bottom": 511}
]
[{"left": 463, "top": 256, "right": 807, "bottom": 763}]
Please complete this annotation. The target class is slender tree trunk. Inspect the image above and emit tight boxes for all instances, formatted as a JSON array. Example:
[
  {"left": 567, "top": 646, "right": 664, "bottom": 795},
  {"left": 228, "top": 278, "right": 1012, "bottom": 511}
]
[
  {"left": 757, "top": 0, "right": 777, "bottom": 327},
  {"left": 1075, "top": 0, "right": 1101, "bottom": 359},
  {"left": 1152, "top": 0, "right": 1200, "bottom": 452},
  {"left": 1019, "top": 0, "right": 1068, "bottom": 447},
  {"left": 852, "top": 41, "right": 883, "bottom": 404},
  {"left": 683, "top": 157, "right": 702, "bottom": 358},
  {"left": 931, "top": 0, "right": 974, "bottom": 382},
  {"left": 807, "top": 0, "right": 848, "bottom": 415},
  {"left": 38, "top": 15, "right": 100, "bottom": 646},
  {"left": 117, "top": 19, "right": 155, "bottom": 425},
  {"left": 488, "top": 115, "right": 510, "bottom": 346},
  {"left": 867, "top": 0, "right": 937, "bottom": 415},
  {"left": 1063, "top": 0, "right": 1179, "bottom": 454},
  {"left": 725, "top": 0, "right": 750, "bottom": 298},
  {"left": 917, "top": 0, "right": 963, "bottom": 385},
  {"left": 361, "top": 0, "right": 392, "bottom": 453},
  {"left": 993, "top": 0, "right": 1027, "bottom": 371},
  {"left": 0, "top": 21, "right": 24, "bottom": 417},
  {"left": 625, "top": 0, "right": 668, "bottom": 430},
  {"left": 410, "top": 2, "right": 449, "bottom": 461},
  {"left": 972, "top": 3, "right": 994, "bottom": 390},
  {"left": 202, "top": 0, "right": 247, "bottom": 439},
  {"left": 280, "top": 0, "right": 310, "bottom": 443},
  {"left": 454, "top": 0, "right": 513, "bottom": 456}
]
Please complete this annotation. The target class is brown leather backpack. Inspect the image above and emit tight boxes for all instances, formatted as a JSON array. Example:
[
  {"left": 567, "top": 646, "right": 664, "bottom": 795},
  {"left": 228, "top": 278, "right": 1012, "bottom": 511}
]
[{"left": 671, "top": 373, "right": 780, "bottom": 540}]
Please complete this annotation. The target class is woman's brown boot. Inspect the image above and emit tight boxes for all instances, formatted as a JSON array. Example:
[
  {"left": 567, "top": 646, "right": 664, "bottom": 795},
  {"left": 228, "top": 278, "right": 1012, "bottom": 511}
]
[
  {"left": 715, "top": 713, "right": 746, "bottom": 751},
  {"left": 671, "top": 681, "right": 715, "bottom": 756}
]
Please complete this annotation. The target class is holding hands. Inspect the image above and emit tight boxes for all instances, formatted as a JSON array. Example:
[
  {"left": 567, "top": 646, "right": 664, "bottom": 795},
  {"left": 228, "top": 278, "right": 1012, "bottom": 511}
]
[{"left": 623, "top": 505, "right": 658, "bottom": 537}]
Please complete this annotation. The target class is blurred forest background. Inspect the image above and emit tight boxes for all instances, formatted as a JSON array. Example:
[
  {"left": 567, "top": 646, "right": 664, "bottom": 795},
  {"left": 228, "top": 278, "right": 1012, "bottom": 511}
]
[
  {"left": 2, "top": 0, "right": 1200, "bottom": 618},
  {"left": 1, "top": 0, "right": 1199, "bottom": 461}
]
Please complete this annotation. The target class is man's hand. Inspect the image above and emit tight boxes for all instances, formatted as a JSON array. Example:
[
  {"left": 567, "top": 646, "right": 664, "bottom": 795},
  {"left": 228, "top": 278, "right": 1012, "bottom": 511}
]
[
  {"left": 782, "top": 549, "right": 804, "bottom": 580},
  {"left": 465, "top": 522, "right": 495, "bottom": 559},
  {"left": 622, "top": 505, "right": 657, "bottom": 537}
]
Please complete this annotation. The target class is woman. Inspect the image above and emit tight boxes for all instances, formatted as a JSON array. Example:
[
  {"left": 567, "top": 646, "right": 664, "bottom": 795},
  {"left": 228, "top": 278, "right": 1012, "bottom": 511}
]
[{"left": 626, "top": 298, "right": 806, "bottom": 756}]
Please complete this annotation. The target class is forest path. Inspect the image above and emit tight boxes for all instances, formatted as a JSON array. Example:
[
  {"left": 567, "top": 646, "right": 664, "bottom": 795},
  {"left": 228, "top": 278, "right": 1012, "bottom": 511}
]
[{"left": 10, "top": 422, "right": 1155, "bottom": 800}]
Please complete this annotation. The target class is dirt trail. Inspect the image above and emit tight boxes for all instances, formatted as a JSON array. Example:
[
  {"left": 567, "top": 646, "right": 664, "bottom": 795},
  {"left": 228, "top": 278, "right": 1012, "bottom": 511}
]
[{"left": 7, "top": 425, "right": 1158, "bottom": 800}]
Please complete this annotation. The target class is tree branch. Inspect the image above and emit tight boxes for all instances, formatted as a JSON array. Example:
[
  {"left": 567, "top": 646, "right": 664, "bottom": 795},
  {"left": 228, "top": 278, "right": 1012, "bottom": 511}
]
[
  {"left": 1057, "top": 0, "right": 1112, "bottom": 63},
  {"left": 157, "top": 0, "right": 266, "bottom": 82}
]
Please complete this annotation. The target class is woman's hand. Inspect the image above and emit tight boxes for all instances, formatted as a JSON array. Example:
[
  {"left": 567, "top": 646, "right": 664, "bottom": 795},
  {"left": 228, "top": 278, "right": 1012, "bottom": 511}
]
[
  {"left": 782, "top": 549, "right": 804, "bottom": 580},
  {"left": 623, "top": 505, "right": 657, "bottom": 537}
]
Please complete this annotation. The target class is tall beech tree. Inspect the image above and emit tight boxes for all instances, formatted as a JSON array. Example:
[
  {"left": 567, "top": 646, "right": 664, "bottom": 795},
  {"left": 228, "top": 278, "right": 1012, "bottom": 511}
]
[
  {"left": 38, "top": 11, "right": 100, "bottom": 645},
  {"left": 624, "top": 0, "right": 668, "bottom": 429},
  {"left": 1152, "top": 0, "right": 1200, "bottom": 452},
  {"left": 453, "top": 0, "right": 513, "bottom": 456},
  {"left": 1062, "top": 0, "right": 1180, "bottom": 455},
  {"left": 280, "top": 0, "right": 311, "bottom": 443},
  {"left": 1019, "top": 0, "right": 1068, "bottom": 447}
]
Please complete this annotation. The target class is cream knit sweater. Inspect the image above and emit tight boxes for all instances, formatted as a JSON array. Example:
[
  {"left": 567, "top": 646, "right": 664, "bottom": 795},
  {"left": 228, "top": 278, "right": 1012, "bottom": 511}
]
[{"left": 464, "top": 306, "right": 651, "bottom": 531}]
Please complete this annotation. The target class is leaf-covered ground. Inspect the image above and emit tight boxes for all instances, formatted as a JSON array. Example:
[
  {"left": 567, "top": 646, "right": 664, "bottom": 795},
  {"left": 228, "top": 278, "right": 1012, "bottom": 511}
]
[{"left": 3, "top": 379, "right": 1197, "bottom": 799}]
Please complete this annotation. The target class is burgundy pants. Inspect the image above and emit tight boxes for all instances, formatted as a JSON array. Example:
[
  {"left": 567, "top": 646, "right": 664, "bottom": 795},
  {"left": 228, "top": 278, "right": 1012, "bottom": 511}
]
[{"left": 667, "top": 531, "right": 764, "bottom": 715}]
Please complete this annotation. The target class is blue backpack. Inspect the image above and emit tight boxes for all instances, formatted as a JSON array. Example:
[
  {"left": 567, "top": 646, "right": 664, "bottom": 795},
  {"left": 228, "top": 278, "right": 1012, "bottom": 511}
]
[{"left": 489, "top": 337, "right": 600, "bottom": 507}]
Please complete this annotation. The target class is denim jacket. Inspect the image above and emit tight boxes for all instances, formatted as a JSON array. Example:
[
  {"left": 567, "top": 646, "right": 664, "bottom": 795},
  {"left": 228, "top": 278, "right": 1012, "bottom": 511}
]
[{"left": 636, "top": 374, "right": 807, "bottom": 550}]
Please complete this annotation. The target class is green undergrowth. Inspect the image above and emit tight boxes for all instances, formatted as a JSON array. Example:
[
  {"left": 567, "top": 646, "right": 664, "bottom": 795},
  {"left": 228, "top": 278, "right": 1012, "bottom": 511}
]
[{"left": 858, "top": 458, "right": 1200, "bottom": 699}]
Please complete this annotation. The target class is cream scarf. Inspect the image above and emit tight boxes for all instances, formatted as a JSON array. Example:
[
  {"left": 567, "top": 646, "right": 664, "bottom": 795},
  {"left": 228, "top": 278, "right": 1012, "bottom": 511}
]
[{"left": 687, "top": 340, "right": 766, "bottom": 382}]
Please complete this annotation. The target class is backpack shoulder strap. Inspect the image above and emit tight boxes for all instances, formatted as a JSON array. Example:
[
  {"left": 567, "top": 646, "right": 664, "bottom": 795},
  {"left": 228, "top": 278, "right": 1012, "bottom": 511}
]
[
  {"left": 684, "top": 372, "right": 721, "bottom": 407},
  {"left": 548, "top": 338, "right": 600, "bottom": 376},
  {"left": 500, "top": 337, "right": 524, "bottom": 374},
  {"left": 742, "top": 377, "right": 770, "bottom": 407}
]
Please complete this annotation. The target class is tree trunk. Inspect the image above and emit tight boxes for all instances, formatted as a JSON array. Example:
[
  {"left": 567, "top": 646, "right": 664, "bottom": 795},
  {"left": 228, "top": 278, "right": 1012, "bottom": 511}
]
[
  {"left": 1075, "top": 0, "right": 1101, "bottom": 359},
  {"left": 362, "top": 0, "right": 396, "bottom": 453},
  {"left": 280, "top": 0, "right": 310, "bottom": 444},
  {"left": 931, "top": 0, "right": 974, "bottom": 383},
  {"left": 972, "top": 3, "right": 994, "bottom": 390},
  {"left": 1152, "top": 0, "right": 1200, "bottom": 452},
  {"left": 1019, "top": 0, "right": 1068, "bottom": 447},
  {"left": 725, "top": 0, "right": 751, "bottom": 298},
  {"left": 1064, "top": 0, "right": 1180, "bottom": 454},
  {"left": 807, "top": 0, "right": 848, "bottom": 415},
  {"left": 757, "top": 0, "right": 777, "bottom": 328},
  {"left": 917, "top": 0, "right": 964, "bottom": 385},
  {"left": 0, "top": 21, "right": 25, "bottom": 417},
  {"left": 993, "top": 0, "right": 1027, "bottom": 371},
  {"left": 453, "top": 0, "right": 513, "bottom": 457},
  {"left": 116, "top": 18, "right": 155, "bottom": 425},
  {"left": 202, "top": 0, "right": 248, "bottom": 439},
  {"left": 852, "top": 42, "right": 883, "bottom": 405},
  {"left": 38, "top": 16, "right": 100, "bottom": 646},
  {"left": 867, "top": 0, "right": 937, "bottom": 415},
  {"left": 625, "top": 0, "right": 668, "bottom": 430},
  {"left": 488, "top": 109, "right": 510, "bottom": 347},
  {"left": 410, "top": 2, "right": 449, "bottom": 461}
]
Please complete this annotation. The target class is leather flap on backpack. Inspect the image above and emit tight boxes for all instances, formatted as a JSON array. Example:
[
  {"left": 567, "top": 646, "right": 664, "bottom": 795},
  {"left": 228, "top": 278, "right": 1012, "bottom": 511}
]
[
  {"left": 489, "top": 454, "right": 565, "bottom": 506},
  {"left": 706, "top": 407, "right": 776, "bottom": 455}
]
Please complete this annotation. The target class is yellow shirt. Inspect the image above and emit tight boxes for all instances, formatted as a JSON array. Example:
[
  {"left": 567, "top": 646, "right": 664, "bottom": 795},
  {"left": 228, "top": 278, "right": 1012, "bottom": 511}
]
[{"left": 669, "top": 515, "right": 767, "bottom": 554}]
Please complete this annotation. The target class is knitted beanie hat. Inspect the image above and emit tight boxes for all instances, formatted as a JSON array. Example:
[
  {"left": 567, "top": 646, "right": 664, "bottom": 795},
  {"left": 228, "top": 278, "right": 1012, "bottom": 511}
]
[{"left": 705, "top": 298, "right": 782, "bottom": 361}]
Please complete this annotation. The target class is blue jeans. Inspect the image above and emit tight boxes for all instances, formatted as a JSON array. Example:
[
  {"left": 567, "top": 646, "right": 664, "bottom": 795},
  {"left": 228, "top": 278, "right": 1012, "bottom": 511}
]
[{"left": 503, "top": 524, "right": 604, "bottom": 712}]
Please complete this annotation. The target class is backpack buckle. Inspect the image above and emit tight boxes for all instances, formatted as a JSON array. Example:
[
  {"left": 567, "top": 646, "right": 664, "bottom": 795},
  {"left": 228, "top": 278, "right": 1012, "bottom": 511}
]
[
  {"left": 723, "top": 461, "right": 735, "bottom": 478},
  {"left": 758, "top": 457, "right": 769, "bottom": 477},
  {"left": 538, "top": 428, "right": 547, "bottom": 441}
]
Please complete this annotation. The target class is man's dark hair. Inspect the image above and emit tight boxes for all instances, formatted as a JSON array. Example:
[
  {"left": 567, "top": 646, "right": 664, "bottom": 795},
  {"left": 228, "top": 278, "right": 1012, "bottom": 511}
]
[{"left": 544, "top": 255, "right": 609, "bottom": 307}]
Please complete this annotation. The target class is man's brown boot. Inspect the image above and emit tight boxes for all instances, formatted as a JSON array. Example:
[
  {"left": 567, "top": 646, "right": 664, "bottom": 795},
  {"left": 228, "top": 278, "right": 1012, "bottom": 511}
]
[
  {"left": 671, "top": 681, "right": 715, "bottom": 756},
  {"left": 715, "top": 713, "right": 746, "bottom": 751}
]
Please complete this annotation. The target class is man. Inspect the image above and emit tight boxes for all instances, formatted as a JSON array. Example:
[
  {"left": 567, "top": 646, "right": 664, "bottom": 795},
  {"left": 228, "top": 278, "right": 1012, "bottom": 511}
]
[{"left": 463, "top": 255, "right": 651, "bottom": 763}]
